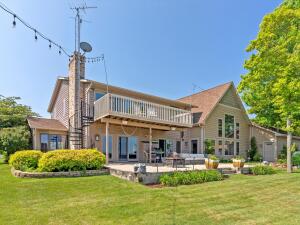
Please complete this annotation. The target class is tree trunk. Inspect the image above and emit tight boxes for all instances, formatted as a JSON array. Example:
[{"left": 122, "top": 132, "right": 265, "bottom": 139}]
[{"left": 287, "top": 118, "right": 292, "bottom": 173}]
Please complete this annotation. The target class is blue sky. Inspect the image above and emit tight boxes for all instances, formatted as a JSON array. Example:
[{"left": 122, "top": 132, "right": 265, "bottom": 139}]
[{"left": 0, "top": 0, "right": 282, "bottom": 117}]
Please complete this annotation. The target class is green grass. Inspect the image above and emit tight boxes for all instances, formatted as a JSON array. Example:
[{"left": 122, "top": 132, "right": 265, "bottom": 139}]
[{"left": 1, "top": 163, "right": 300, "bottom": 225}]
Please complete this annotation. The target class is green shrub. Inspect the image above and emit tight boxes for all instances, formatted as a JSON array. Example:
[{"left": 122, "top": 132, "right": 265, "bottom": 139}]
[
  {"left": 38, "top": 149, "right": 106, "bottom": 172},
  {"left": 160, "top": 170, "right": 223, "bottom": 186},
  {"left": 248, "top": 137, "right": 257, "bottom": 161},
  {"left": 292, "top": 152, "right": 300, "bottom": 166},
  {"left": 9, "top": 150, "right": 43, "bottom": 171},
  {"left": 250, "top": 165, "right": 276, "bottom": 175},
  {"left": 253, "top": 153, "right": 262, "bottom": 162},
  {"left": 219, "top": 158, "right": 231, "bottom": 163},
  {"left": 209, "top": 155, "right": 219, "bottom": 160}
]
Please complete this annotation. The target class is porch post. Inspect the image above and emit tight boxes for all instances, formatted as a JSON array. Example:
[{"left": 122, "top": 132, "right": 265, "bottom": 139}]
[
  {"left": 149, "top": 127, "right": 152, "bottom": 163},
  {"left": 105, "top": 121, "right": 109, "bottom": 164}
]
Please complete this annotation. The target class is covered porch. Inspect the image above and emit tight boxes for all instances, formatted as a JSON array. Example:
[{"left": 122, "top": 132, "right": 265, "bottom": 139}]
[{"left": 92, "top": 93, "right": 194, "bottom": 164}]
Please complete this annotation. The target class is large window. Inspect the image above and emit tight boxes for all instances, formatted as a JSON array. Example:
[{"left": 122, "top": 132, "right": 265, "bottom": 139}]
[
  {"left": 225, "top": 140, "right": 234, "bottom": 155},
  {"left": 40, "top": 134, "right": 48, "bottom": 151},
  {"left": 128, "top": 137, "right": 137, "bottom": 160},
  {"left": 102, "top": 136, "right": 113, "bottom": 159},
  {"left": 236, "top": 142, "right": 240, "bottom": 155},
  {"left": 218, "top": 119, "right": 223, "bottom": 137},
  {"left": 236, "top": 123, "right": 240, "bottom": 139},
  {"left": 217, "top": 140, "right": 223, "bottom": 156},
  {"left": 191, "top": 140, "right": 198, "bottom": 154},
  {"left": 204, "top": 139, "right": 215, "bottom": 154},
  {"left": 225, "top": 114, "right": 234, "bottom": 138}
]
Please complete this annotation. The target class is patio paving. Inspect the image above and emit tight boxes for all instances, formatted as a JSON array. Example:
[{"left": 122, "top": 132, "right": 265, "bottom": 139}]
[{"left": 106, "top": 162, "right": 250, "bottom": 173}]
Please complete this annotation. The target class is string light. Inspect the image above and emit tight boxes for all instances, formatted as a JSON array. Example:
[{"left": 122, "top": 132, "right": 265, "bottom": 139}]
[
  {"left": 59, "top": 46, "right": 62, "bottom": 55},
  {"left": 12, "top": 14, "right": 16, "bottom": 27},
  {"left": 48, "top": 41, "right": 52, "bottom": 49},
  {"left": 34, "top": 30, "right": 38, "bottom": 41}
]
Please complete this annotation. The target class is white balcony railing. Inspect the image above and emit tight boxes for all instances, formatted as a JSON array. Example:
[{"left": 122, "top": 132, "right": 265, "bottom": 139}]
[{"left": 94, "top": 93, "right": 193, "bottom": 127}]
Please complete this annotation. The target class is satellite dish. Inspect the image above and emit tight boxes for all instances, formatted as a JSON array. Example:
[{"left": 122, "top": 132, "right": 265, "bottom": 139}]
[{"left": 80, "top": 42, "right": 92, "bottom": 53}]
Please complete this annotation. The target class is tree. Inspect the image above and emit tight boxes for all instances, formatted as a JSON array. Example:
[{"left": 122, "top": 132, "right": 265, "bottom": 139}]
[
  {"left": 0, "top": 126, "right": 31, "bottom": 162},
  {"left": 248, "top": 137, "right": 257, "bottom": 161},
  {"left": 0, "top": 95, "right": 38, "bottom": 128},
  {"left": 0, "top": 95, "right": 38, "bottom": 161},
  {"left": 238, "top": 0, "right": 300, "bottom": 172}
]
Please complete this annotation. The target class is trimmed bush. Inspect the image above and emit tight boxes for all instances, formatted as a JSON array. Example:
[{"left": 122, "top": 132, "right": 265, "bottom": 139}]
[
  {"left": 38, "top": 149, "right": 106, "bottom": 172},
  {"left": 292, "top": 153, "right": 300, "bottom": 166},
  {"left": 160, "top": 170, "right": 223, "bottom": 186},
  {"left": 250, "top": 165, "right": 276, "bottom": 175},
  {"left": 9, "top": 150, "right": 43, "bottom": 171}
]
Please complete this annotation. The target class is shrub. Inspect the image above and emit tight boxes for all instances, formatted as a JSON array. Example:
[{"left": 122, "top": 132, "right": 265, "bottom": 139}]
[
  {"left": 232, "top": 156, "right": 245, "bottom": 160},
  {"left": 219, "top": 158, "right": 231, "bottom": 163},
  {"left": 253, "top": 153, "right": 262, "bottom": 162},
  {"left": 292, "top": 152, "right": 300, "bottom": 166},
  {"left": 38, "top": 149, "right": 106, "bottom": 172},
  {"left": 250, "top": 165, "right": 276, "bottom": 175},
  {"left": 9, "top": 150, "right": 43, "bottom": 171},
  {"left": 160, "top": 170, "right": 223, "bottom": 186},
  {"left": 209, "top": 155, "right": 219, "bottom": 160},
  {"left": 248, "top": 137, "right": 257, "bottom": 161}
]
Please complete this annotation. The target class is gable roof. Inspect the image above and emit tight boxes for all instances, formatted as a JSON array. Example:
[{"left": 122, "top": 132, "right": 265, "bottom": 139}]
[
  {"left": 178, "top": 82, "right": 249, "bottom": 125},
  {"left": 27, "top": 117, "right": 68, "bottom": 131}
]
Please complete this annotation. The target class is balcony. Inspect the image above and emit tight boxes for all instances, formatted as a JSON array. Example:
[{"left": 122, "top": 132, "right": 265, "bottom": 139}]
[{"left": 94, "top": 93, "right": 193, "bottom": 128}]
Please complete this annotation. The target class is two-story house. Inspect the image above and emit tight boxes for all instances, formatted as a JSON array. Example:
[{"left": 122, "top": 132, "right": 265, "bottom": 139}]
[{"left": 27, "top": 53, "right": 300, "bottom": 163}]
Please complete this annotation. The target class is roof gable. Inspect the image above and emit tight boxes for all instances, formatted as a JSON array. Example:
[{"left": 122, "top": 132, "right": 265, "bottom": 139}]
[
  {"left": 179, "top": 82, "right": 250, "bottom": 125},
  {"left": 27, "top": 117, "right": 68, "bottom": 131}
]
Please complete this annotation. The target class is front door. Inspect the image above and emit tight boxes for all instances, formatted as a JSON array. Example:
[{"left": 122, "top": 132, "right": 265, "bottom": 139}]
[
  {"left": 159, "top": 139, "right": 166, "bottom": 157},
  {"left": 191, "top": 140, "right": 198, "bottom": 154},
  {"left": 263, "top": 142, "right": 275, "bottom": 162},
  {"left": 119, "top": 136, "right": 138, "bottom": 161}
]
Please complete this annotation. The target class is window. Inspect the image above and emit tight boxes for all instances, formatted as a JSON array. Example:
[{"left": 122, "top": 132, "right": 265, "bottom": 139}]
[
  {"left": 102, "top": 136, "right": 113, "bottom": 159},
  {"left": 49, "top": 135, "right": 63, "bottom": 150},
  {"left": 95, "top": 92, "right": 105, "bottom": 101},
  {"left": 225, "top": 140, "right": 234, "bottom": 155},
  {"left": 40, "top": 134, "right": 48, "bottom": 151},
  {"left": 218, "top": 119, "right": 223, "bottom": 137},
  {"left": 218, "top": 140, "right": 223, "bottom": 156},
  {"left": 176, "top": 141, "right": 181, "bottom": 153},
  {"left": 225, "top": 114, "right": 234, "bottom": 138},
  {"left": 128, "top": 137, "right": 137, "bottom": 159},
  {"left": 205, "top": 139, "right": 215, "bottom": 154},
  {"left": 236, "top": 123, "right": 240, "bottom": 139},
  {"left": 236, "top": 142, "right": 240, "bottom": 155}
]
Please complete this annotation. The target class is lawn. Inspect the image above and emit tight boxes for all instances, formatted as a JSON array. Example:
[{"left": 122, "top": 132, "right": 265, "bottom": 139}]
[{"left": 1, "top": 163, "right": 300, "bottom": 225}]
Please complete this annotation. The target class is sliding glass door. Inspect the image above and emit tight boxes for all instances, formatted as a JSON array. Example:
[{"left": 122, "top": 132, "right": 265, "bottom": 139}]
[{"left": 118, "top": 136, "right": 138, "bottom": 161}]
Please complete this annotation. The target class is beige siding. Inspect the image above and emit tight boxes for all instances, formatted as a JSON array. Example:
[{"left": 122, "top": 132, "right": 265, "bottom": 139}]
[
  {"left": 219, "top": 86, "right": 240, "bottom": 108},
  {"left": 51, "top": 80, "right": 69, "bottom": 128},
  {"left": 251, "top": 126, "right": 275, "bottom": 156},
  {"left": 205, "top": 103, "right": 250, "bottom": 158}
]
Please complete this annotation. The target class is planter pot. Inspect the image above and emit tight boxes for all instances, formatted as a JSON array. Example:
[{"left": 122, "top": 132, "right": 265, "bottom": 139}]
[
  {"left": 209, "top": 160, "right": 219, "bottom": 169},
  {"left": 205, "top": 158, "right": 210, "bottom": 169},
  {"left": 232, "top": 159, "right": 245, "bottom": 168}
]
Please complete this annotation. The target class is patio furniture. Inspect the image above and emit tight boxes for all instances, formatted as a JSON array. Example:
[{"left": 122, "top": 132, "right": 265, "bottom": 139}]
[
  {"left": 165, "top": 156, "right": 185, "bottom": 168},
  {"left": 179, "top": 153, "right": 206, "bottom": 164}
]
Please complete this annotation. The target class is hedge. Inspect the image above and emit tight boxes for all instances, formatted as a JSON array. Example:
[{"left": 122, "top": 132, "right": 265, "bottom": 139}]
[
  {"left": 250, "top": 165, "right": 276, "bottom": 175},
  {"left": 9, "top": 150, "right": 43, "bottom": 171},
  {"left": 160, "top": 170, "right": 223, "bottom": 186},
  {"left": 38, "top": 149, "right": 106, "bottom": 172}
]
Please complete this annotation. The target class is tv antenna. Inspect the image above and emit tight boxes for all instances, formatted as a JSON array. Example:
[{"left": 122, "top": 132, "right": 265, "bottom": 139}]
[{"left": 70, "top": 4, "right": 97, "bottom": 54}]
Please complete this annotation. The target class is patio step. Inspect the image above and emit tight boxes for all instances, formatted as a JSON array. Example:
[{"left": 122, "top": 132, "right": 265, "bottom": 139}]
[{"left": 218, "top": 168, "right": 236, "bottom": 175}]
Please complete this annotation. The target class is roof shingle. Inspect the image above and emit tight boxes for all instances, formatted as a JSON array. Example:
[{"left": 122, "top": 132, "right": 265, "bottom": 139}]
[{"left": 27, "top": 117, "right": 68, "bottom": 131}]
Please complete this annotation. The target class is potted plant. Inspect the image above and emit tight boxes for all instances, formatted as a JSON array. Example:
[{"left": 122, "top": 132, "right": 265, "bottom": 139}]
[
  {"left": 209, "top": 155, "right": 219, "bottom": 169},
  {"left": 232, "top": 156, "right": 245, "bottom": 168},
  {"left": 205, "top": 158, "right": 210, "bottom": 169}
]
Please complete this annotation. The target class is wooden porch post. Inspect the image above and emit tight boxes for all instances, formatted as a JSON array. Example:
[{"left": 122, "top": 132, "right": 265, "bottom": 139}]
[
  {"left": 105, "top": 121, "right": 109, "bottom": 164},
  {"left": 149, "top": 127, "right": 152, "bottom": 163}
]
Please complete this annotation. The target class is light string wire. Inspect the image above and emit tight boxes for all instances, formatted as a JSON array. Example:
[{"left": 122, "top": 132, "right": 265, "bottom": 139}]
[{"left": 0, "top": 1, "right": 71, "bottom": 57}]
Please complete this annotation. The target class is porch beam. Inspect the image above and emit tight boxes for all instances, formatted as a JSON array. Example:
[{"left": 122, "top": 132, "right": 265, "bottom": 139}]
[
  {"left": 149, "top": 127, "right": 152, "bottom": 163},
  {"left": 105, "top": 121, "right": 109, "bottom": 164},
  {"left": 100, "top": 117, "right": 184, "bottom": 131}
]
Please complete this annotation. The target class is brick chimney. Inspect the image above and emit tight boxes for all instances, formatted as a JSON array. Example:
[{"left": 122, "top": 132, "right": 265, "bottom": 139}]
[{"left": 68, "top": 52, "right": 85, "bottom": 149}]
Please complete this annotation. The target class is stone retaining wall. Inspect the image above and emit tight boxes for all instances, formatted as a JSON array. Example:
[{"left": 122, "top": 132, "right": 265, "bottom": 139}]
[{"left": 11, "top": 168, "right": 109, "bottom": 178}]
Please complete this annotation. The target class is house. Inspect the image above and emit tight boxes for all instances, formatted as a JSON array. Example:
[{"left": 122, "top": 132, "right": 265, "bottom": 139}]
[{"left": 27, "top": 52, "right": 299, "bottom": 163}]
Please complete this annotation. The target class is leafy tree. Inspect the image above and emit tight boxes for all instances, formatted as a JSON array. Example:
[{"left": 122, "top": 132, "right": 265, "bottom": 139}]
[
  {"left": 0, "top": 95, "right": 38, "bottom": 128},
  {"left": 238, "top": 1, "right": 300, "bottom": 172},
  {"left": 0, "top": 126, "right": 31, "bottom": 162},
  {"left": 204, "top": 139, "right": 215, "bottom": 155}
]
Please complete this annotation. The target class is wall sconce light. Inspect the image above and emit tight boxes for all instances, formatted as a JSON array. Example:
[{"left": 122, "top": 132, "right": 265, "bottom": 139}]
[{"left": 95, "top": 135, "right": 100, "bottom": 141}]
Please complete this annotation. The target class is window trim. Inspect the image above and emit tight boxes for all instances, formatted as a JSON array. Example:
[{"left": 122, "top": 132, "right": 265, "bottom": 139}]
[{"left": 218, "top": 118, "right": 223, "bottom": 138}]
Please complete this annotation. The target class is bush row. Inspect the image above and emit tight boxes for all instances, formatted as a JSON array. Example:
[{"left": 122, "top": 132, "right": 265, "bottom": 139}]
[
  {"left": 9, "top": 149, "right": 106, "bottom": 172},
  {"left": 160, "top": 170, "right": 223, "bottom": 186}
]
